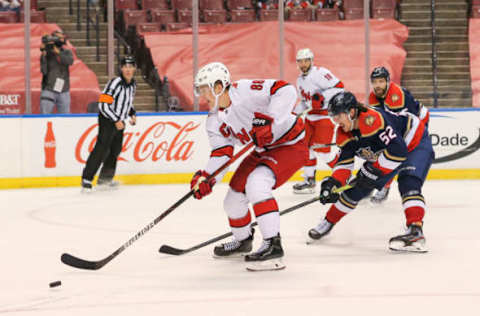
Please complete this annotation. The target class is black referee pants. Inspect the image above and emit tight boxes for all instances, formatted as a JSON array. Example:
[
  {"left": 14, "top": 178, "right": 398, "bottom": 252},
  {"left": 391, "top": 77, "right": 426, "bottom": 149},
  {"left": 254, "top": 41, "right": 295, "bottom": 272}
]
[{"left": 82, "top": 114, "right": 124, "bottom": 182}]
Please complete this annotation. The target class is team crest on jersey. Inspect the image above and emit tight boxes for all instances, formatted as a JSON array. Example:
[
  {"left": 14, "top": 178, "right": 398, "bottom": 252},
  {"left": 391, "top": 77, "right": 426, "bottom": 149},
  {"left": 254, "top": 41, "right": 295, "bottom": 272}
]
[
  {"left": 392, "top": 94, "right": 399, "bottom": 102},
  {"left": 364, "top": 115, "right": 376, "bottom": 126},
  {"left": 356, "top": 146, "right": 380, "bottom": 162}
]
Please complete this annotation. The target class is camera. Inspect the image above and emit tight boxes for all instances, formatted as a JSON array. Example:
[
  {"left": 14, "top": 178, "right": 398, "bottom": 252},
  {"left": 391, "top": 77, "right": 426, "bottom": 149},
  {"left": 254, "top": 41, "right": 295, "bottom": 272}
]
[{"left": 41, "top": 34, "right": 64, "bottom": 52}]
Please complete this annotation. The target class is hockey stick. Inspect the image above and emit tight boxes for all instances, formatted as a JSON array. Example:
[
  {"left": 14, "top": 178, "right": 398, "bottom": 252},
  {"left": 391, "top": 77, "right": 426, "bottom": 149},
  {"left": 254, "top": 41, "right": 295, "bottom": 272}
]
[
  {"left": 311, "top": 143, "right": 336, "bottom": 149},
  {"left": 61, "top": 142, "right": 254, "bottom": 270},
  {"left": 158, "top": 184, "right": 353, "bottom": 256}
]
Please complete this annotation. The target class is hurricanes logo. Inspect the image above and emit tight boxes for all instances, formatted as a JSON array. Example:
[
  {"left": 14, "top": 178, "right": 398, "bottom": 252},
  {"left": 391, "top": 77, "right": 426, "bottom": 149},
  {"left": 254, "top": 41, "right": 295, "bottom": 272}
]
[{"left": 356, "top": 146, "right": 380, "bottom": 162}]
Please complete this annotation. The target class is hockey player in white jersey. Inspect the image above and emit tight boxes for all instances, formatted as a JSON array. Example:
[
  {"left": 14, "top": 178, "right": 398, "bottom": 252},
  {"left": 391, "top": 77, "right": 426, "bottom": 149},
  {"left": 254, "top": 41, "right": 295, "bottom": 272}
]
[
  {"left": 191, "top": 62, "right": 308, "bottom": 271},
  {"left": 292, "top": 48, "right": 345, "bottom": 194}
]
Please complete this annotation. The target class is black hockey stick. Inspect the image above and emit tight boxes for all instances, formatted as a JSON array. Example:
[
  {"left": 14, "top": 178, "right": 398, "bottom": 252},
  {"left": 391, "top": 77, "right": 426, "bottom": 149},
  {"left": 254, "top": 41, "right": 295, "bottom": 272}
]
[
  {"left": 61, "top": 142, "right": 254, "bottom": 270},
  {"left": 158, "top": 184, "right": 352, "bottom": 256}
]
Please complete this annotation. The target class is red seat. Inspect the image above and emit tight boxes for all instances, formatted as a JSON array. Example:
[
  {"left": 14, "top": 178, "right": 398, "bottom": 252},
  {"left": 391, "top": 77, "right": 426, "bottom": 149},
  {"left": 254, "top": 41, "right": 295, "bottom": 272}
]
[
  {"left": 315, "top": 8, "right": 339, "bottom": 21},
  {"left": 288, "top": 9, "right": 312, "bottom": 21},
  {"left": 141, "top": 0, "right": 170, "bottom": 10},
  {"left": 344, "top": 7, "right": 364, "bottom": 20},
  {"left": 123, "top": 10, "right": 148, "bottom": 29},
  {"left": 150, "top": 9, "right": 177, "bottom": 25},
  {"left": 0, "top": 11, "right": 18, "bottom": 23},
  {"left": 172, "top": 0, "right": 193, "bottom": 10},
  {"left": 166, "top": 22, "right": 190, "bottom": 31},
  {"left": 372, "top": 0, "right": 396, "bottom": 9},
  {"left": 115, "top": 0, "right": 139, "bottom": 10},
  {"left": 177, "top": 9, "right": 192, "bottom": 24},
  {"left": 21, "top": 0, "right": 38, "bottom": 10},
  {"left": 343, "top": 0, "right": 364, "bottom": 9},
  {"left": 230, "top": 9, "right": 256, "bottom": 22},
  {"left": 227, "top": 0, "right": 254, "bottom": 10},
  {"left": 372, "top": 8, "right": 395, "bottom": 19},
  {"left": 200, "top": 0, "right": 225, "bottom": 10},
  {"left": 259, "top": 9, "right": 278, "bottom": 21},
  {"left": 19, "top": 10, "right": 47, "bottom": 23},
  {"left": 472, "top": 5, "right": 480, "bottom": 18},
  {"left": 202, "top": 9, "right": 227, "bottom": 23}
]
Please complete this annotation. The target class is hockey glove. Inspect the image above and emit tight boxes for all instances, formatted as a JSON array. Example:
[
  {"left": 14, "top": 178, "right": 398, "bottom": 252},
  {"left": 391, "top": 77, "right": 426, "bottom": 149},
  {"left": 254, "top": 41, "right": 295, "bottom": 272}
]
[
  {"left": 354, "top": 162, "right": 384, "bottom": 190},
  {"left": 251, "top": 112, "right": 274, "bottom": 147},
  {"left": 311, "top": 93, "right": 325, "bottom": 110},
  {"left": 319, "top": 176, "right": 342, "bottom": 205},
  {"left": 190, "top": 170, "right": 216, "bottom": 200}
]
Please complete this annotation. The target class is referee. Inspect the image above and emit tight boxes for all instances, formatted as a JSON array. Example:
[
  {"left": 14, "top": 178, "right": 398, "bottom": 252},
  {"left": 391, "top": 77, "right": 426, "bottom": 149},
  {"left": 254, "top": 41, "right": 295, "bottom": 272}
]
[{"left": 81, "top": 55, "right": 137, "bottom": 192}]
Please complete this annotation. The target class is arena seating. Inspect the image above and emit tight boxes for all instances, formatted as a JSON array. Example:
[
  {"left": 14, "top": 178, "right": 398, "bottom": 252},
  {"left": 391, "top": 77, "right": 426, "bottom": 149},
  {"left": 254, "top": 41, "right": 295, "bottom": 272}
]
[
  {"left": 0, "top": 24, "right": 100, "bottom": 114},
  {"left": 315, "top": 8, "right": 339, "bottom": 21},
  {"left": 143, "top": 20, "right": 408, "bottom": 111},
  {"left": 469, "top": 19, "right": 480, "bottom": 106}
]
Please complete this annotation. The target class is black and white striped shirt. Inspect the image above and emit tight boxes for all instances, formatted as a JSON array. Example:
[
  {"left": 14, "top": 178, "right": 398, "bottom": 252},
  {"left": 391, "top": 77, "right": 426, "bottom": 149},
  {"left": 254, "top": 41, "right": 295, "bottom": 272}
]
[{"left": 98, "top": 76, "right": 136, "bottom": 121}]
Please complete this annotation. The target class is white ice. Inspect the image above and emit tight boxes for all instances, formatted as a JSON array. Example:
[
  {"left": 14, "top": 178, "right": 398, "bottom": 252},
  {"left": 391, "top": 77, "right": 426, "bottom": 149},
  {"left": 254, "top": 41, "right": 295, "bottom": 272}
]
[{"left": 1, "top": 180, "right": 480, "bottom": 316}]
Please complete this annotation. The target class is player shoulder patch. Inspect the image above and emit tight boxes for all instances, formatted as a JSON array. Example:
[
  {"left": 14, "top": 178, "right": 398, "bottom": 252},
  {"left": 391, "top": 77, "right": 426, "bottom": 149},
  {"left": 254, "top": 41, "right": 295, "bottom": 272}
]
[
  {"left": 358, "top": 109, "right": 384, "bottom": 137},
  {"left": 384, "top": 83, "right": 405, "bottom": 110},
  {"left": 270, "top": 80, "right": 289, "bottom": 95},
  {"left": 336, "top": 129, "right": 355, "bottom": 148}
]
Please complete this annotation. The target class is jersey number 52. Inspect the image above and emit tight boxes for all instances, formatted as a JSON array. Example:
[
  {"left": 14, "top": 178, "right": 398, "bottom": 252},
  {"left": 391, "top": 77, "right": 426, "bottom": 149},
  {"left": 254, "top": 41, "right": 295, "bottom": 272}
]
[{"left": 379, "top": 126, "right": 397, "bottom": 145}]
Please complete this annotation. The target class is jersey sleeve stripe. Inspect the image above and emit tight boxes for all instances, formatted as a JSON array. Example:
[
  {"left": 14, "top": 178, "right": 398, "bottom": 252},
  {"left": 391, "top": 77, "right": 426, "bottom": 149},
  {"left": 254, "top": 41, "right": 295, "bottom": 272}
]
[
  {"left": 335, "top": 157, "right": 355, "bottom": 166},
  {"left": 384, "top": 149, "right": 407, "bottom": 162},
  {"left": 374, "top": 152, "right": 402, "bottom": 173},
  {"left": 210, "top": 145, "right": 234, "bottom": 158}
]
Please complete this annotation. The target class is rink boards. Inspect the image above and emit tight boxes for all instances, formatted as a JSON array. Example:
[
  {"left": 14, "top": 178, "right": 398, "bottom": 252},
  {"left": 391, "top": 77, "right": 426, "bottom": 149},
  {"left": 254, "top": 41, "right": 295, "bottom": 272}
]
[{"left": 1, "top": 108, "right": 479, "bottom": 189}]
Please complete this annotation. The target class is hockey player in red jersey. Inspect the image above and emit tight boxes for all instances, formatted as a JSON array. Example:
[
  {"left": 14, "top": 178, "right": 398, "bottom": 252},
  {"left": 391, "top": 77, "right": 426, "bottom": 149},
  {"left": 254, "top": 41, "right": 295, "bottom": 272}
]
[
  {"left": 292, "top": 48, "right": 344, "bottom": 194},
  {"left": 368, "top": 66, "right": 430, "bottom": 204},
  {"left": 308, "top": 91, "right": 434, "bottom": 252},
  {"left": 191, "top": 62, "right": 308, "bottom": 271}
]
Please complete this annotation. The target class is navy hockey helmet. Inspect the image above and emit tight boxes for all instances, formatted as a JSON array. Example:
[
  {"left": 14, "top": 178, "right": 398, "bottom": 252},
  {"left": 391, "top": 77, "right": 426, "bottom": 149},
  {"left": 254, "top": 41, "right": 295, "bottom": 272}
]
[
  {"left": 328, "top": 91, "right": 359, "bottom": 117},
  {"left": 370, "top": 66, "right": 390, "bottom": 83}
]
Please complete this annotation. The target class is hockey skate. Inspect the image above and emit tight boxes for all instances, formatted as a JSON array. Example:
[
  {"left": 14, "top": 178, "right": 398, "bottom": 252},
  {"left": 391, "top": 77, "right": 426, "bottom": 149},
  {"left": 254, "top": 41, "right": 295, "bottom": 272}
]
[
  {"left": 213, "top": 229, "right": 254, "bottom": 259},
  {"left": 292, "top": 177, "right": 316, "bottom": 194},
  {"left": 245, "top": 234, "right": 285, "bottom": 271},
  {"left": 389, "top": 222, "right": 428, "bottom": 253},
  {"left": 81, "top": 179, "right": 93, "bottom": 193},
  {"left": 370, "top": 186, "right": 390, "bottom": 204},
  {"left": 97, "top": 178, "right": 120, "bottom": 191},
  {"left": 307, "top": 218, "right": 335, "bottom": 244}
]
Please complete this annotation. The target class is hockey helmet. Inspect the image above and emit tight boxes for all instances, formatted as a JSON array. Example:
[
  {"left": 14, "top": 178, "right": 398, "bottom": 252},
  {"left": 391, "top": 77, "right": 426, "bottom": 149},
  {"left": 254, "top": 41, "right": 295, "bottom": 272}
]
[
  {"left": 328, "top": 91, "right": 359, "bottom": 117},
  {"left": 370, "top": 66, "right": 390, "bottom": 83},
  {"left": 296, "top": 48, "right": 314, "bottom": 61},
  {"left": 194, "top": 62, "right": 231, "bottom": 97}
]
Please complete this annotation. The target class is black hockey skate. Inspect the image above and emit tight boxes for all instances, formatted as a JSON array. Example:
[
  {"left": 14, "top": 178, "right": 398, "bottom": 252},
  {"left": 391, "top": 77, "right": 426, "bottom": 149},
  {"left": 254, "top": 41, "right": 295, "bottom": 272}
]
[
  {"left": 293, "top": 176, "right": 316, "bottom": 194},
  {"left": 370, "top": 186, "right": 390, "bottom": 204},
  {"left": 389, "top": 222, "right": 428, "bottom": 253},
  {"left": 81, "top": 179, "right": 93, "bottom": 193},
  {"left": 307, "top": 218, "right": 335, "bottom": 244},
  {"left": 245, "top": 234, "right": 285, "bottom": 271},
  {"left": 213, "top": 229, "right": 254, "bottom": 258}
]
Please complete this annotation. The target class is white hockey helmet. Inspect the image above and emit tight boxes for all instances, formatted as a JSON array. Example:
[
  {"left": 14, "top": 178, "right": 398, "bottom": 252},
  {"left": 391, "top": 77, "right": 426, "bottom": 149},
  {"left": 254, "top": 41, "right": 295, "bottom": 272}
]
[
  {"left": 296, "top": 48, "right": 314, "bottom": 61},
  {"left": 194, "top": 62, "right": 231, "bottom": 97}
]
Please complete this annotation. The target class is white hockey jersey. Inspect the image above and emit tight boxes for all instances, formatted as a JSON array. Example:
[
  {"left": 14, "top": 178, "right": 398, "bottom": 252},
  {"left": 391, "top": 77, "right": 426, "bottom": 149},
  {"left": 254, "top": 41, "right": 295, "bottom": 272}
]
[
  {"left": 204, "top": 79, "right": 305, "bottom": 181},
  {"left": 295, "top": 66, "right": 343, "bottom": 121}
]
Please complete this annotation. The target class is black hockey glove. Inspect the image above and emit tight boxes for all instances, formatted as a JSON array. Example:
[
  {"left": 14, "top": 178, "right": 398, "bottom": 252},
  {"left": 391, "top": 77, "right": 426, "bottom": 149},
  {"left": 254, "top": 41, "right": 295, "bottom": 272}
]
[
  {"left": 354, "top": 162, "right": 384, "bottom": 190},
  {"left": 319, "top": 176, "right": 342, "bottom": 205}
]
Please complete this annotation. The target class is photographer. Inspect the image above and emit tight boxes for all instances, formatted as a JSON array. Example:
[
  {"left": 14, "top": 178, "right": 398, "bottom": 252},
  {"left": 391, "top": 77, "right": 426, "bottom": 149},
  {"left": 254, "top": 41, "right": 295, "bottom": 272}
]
[{"left": 40, "top": 30, "right": 74, "bottom": 114}]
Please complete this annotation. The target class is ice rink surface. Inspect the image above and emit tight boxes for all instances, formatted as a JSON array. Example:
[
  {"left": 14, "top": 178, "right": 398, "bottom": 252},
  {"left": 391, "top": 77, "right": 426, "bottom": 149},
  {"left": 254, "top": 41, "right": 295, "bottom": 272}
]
[{"left": 1, "top": 180, "right": 480, "bottom": 316}]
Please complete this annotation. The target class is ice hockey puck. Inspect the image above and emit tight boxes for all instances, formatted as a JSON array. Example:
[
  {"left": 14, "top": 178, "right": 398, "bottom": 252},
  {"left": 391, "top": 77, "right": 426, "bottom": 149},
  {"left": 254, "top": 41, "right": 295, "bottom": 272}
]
[{"left": 49, "top": 280, "right": 61, "bottom": 288}]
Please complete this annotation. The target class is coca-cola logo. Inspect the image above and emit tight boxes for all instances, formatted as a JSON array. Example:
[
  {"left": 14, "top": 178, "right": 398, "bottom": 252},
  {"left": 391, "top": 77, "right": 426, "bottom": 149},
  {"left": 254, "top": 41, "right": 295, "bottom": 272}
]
[
  {"left": 0, "top": 94, "right": 20, "bottom": 106},
  {"left": 75, "top": 121, "right": 200, "bottom": 163}
]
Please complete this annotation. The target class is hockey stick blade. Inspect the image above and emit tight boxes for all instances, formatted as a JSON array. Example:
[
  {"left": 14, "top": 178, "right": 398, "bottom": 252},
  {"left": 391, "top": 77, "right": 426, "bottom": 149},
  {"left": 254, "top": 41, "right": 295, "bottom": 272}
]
[
  {"left": 158, "top": 184, "right": 352, "bottom": 256},
  {"left": 61, "top": 253, "right": 109, "bottom": 270},
  {"left": 158, "top": 245, "right": 186, "bottom": 256}
]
